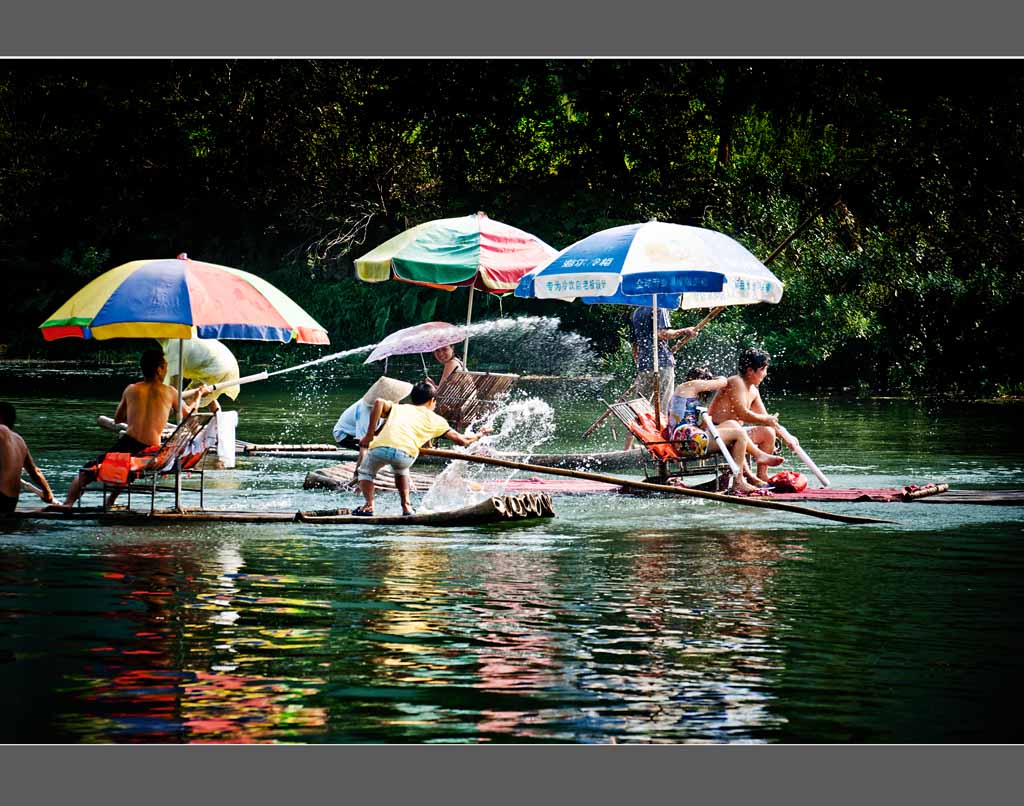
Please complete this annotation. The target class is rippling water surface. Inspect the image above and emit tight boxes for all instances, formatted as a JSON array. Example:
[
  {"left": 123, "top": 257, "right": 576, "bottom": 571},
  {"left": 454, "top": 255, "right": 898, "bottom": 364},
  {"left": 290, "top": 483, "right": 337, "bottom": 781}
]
[{"left": 1, "top": 367, "right": 1022, "bottom": 743}]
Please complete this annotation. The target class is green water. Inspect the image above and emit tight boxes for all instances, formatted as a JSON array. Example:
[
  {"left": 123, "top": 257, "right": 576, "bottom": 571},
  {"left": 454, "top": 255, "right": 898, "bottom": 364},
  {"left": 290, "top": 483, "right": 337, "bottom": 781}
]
[{"left": 1, "top": 366, "right": 1023, "bottom": 743}]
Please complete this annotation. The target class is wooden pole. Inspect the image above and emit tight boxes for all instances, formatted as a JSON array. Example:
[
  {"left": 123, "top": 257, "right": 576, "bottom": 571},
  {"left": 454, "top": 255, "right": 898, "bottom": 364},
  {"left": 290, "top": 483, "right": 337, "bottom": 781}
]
[
  {"left": 175, "top": 338, "right": 184, "bottom": 511},
  {"left": 650, "top": 295, "right": 662, "bottom": 426},
  {"left": 20, "top": 479, "right": 47, "bottom": 501},
  {"left": 420, "top": 447, "right": 893, "bottom": 525},
  {"left": 463, "top": 285, "right": 475, "bottom": 367}
]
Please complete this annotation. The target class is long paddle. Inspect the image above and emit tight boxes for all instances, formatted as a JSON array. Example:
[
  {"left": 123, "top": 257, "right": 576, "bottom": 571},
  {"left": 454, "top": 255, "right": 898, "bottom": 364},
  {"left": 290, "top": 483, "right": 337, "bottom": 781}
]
[
  {"left": 419, "top": 447, "right": 891, "bottom": 525},
  {"left": 775, "top": 424, "right": 831, "bottom": 488},
  {"left": 581, "top": 198, "right": 842, "bottom": 440},
  {"left": 20, "top": 479, "right": 50, "bottom": 502}
]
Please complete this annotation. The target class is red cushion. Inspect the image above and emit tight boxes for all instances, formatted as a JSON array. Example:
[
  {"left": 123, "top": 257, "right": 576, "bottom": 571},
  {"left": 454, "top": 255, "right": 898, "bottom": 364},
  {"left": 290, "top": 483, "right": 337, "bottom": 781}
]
[{"left": 768, "top": 470, "right": 808, "bottom": 493}]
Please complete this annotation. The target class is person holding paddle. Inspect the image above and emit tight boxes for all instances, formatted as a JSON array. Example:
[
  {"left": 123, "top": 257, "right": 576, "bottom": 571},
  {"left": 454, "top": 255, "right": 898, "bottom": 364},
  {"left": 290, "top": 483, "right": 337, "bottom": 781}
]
[
  {"left": 52, "top": 349, "right": 211, "bottom": 511},
  {"left": 667, "top": 367, "right": 784, "bottom": 494},
  {"left": 355, "top": 380, "right": 489, "bottom": 517},
  {"left": 623, "top": 305, "right": 698, "bottom": 450},
  {"left": 707, "top": 348, "right": 784, "bottom": 483}
]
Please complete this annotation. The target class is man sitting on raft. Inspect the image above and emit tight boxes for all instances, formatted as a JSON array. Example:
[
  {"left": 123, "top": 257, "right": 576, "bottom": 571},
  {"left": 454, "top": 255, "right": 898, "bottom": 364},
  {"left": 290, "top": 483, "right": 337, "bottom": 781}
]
[
  {"left": 0, "top": 401, "right": 56, "bottom": 513},
  {"left": 667, "top": 367, "right": 783, "bottom": 494},
  {"left": 707, "top": 348, "right": 784, "bottom": 483},
  {"left": 355, "top": 380, "right": 489, "bottom": 517},
  {"left": 53, "top": 349, "right": 211, "bottom": 511}
]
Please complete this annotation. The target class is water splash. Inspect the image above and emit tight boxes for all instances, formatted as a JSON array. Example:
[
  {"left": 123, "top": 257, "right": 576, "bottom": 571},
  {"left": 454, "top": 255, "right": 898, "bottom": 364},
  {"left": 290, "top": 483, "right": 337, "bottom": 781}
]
[
  {"left": 461, "top": 316, "right": 597, "bottom": 376},
  {"left": 419, "top": 396, "right": 556, "bottom": 513}
]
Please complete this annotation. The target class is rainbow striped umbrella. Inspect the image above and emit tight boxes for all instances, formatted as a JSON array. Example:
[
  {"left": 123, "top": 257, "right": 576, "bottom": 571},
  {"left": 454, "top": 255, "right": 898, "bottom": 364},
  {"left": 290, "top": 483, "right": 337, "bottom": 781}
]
[
  {"left": 40, "top": 254, "right": 329, "bottom": 344},
  {"left": 355, "top": 212, "right": 556, "bottom": 364}
]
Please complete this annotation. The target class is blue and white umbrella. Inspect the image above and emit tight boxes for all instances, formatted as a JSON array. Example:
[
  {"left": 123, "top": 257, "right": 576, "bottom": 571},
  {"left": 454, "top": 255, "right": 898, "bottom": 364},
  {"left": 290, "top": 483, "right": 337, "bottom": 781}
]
[
  {"left": 514, "top": 221, "right": 783, "bottom": 308},
  {"left": 515, "top": 221, "right": 784, "bottom": 424}
]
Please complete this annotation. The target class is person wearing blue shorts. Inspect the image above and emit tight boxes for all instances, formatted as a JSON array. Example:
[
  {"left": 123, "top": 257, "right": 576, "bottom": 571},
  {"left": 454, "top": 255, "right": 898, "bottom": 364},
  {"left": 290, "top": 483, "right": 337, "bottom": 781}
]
[{"left": 355, "top": 381, "right": 490, "bottom": 517}]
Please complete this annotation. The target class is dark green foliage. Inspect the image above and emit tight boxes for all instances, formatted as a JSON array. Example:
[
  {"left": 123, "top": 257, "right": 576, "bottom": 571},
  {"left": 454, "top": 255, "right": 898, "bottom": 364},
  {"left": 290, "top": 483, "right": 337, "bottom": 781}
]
[{"left": 1, "top": 60, "right": 1021, "bottom": 395}]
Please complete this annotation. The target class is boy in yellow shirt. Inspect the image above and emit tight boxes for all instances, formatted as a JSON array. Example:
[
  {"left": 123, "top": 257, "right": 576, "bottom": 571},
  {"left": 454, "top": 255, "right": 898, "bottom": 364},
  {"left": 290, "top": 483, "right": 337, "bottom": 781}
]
[{"left": 356, "top": 380, "right": 490, "bottom": 516}]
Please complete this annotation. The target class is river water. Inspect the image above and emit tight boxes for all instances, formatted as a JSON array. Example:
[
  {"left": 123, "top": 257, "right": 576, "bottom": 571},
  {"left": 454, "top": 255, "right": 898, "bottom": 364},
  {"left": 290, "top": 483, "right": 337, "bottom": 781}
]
[{"left": 1, "top": 365, "right": 1022, "bottom": 743}]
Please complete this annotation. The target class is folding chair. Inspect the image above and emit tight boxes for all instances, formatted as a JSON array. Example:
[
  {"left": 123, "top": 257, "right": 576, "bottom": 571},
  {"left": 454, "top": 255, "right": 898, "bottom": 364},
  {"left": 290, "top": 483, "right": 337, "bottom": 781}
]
[
  {"left": 605, "top": 398, "right": 737, "bottom": 487},
  {"left": 89, "top": 412, "right": 215, "bottom": 513},
  {"left": 434, "top": 370, "right": 518, "bottom": 432}
]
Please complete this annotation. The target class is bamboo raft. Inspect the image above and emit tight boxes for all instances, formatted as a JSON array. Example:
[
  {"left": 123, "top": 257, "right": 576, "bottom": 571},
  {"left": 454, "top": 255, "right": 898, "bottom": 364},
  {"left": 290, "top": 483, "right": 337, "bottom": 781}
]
[
  {"left": 7, "top": 493, "right": 555, "bottom": 527},
  {"left": 304, "top": 462, "right": 435, "bottom": 493},
  {"left": 241, "top": 441, "right": 646, "bottom": 470},
  {"left": 304, "top": 461, "right": 1009, "bottom": 506}
]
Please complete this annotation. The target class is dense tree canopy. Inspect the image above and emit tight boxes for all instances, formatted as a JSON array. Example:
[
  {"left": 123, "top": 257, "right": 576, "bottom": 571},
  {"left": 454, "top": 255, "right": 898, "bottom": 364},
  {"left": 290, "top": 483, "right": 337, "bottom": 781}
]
[{"left": 1, "top": 60, "right": 1021, "bottom": 395}]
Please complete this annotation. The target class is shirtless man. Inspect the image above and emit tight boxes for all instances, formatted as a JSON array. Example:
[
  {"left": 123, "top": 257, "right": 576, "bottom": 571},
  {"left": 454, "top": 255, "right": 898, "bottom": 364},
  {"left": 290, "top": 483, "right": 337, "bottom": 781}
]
[
  {"left": 55, "top": 349, "right": 210, "bottom": 510},
  {"left": 0, "top": 402, "right": 55, "bottom": 514},
  {"left": 667, "top": 367, "right": 783, "bottom": 494},
  {"left": 707, "top": 348, "right": 782, "bottom": 482}
]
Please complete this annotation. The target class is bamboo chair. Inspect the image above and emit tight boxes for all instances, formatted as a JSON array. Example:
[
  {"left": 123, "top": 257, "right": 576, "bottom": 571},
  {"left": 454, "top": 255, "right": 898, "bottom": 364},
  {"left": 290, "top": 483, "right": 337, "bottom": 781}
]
[
  {"left": 605, "top": 398, "right": 735, "bottom": 487},
  {"left": 434, "top": 370, "right": 518, "bottom": 432},
  {"left": 88, "top": 412, "right": 215, "bottom": 513}
]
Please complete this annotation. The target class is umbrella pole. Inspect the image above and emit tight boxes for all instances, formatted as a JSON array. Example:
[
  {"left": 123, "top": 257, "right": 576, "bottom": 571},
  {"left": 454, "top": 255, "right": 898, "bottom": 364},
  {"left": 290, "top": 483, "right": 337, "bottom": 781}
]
[
  {"left": 175, "top": 338, "right": 184, "bottom": 511},
  {"left": 651, "top": 295, "right": 662, "bottom": 426},
  {"left": 420, "top": 353, "right": 429, "bottom": 376},
  {"left": 651, "top": 295, "right": 667, "bottom": 478},
  {"left": 463, "top": 285, "right": 475, "bottom": 368}
]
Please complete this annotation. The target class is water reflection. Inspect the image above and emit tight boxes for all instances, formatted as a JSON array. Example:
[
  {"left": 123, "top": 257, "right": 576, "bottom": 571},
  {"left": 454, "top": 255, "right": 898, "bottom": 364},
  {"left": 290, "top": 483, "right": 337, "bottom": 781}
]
[
  {"left": 50, "top": 539, "right": 330, "bottom": 743},
  {"left": 2, "top": 374, "right": 1023, "bottom": 743}
]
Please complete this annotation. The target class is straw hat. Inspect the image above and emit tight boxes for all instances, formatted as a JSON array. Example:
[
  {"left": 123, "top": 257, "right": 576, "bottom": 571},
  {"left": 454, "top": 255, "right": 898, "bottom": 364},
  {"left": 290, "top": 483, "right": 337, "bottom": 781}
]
[{"left": 360, "top": 376, "right": 413, "bottom": 405}]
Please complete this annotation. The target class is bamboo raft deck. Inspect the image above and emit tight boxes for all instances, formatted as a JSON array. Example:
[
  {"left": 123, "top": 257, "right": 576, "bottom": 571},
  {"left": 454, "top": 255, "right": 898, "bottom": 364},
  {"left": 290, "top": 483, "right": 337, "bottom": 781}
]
[
  {"left": 241, "top": 441, "right": 647, "bottom": 470},
  {"left": 7, "top": 493, "right": 556, "bottom": 527},
  {"left": 304, "top": 460, "right": 1024, "bottom": 507}
]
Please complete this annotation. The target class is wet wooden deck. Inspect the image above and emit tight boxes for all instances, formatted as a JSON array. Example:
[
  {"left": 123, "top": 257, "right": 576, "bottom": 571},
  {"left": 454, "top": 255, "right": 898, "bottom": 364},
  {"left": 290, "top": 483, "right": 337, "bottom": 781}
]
[{"left": 8, "top": 494, "right": 556, "bottom": 527}]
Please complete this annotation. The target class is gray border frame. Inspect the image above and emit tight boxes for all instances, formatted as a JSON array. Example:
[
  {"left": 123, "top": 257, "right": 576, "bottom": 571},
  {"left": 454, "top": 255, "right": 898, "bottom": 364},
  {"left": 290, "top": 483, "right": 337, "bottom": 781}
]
[
  {"left": 2, "top": 0, "right": 1024, "bottom": 56},
  {"left": 4, "top": 0, "right": 1024, "bottom": 803}
]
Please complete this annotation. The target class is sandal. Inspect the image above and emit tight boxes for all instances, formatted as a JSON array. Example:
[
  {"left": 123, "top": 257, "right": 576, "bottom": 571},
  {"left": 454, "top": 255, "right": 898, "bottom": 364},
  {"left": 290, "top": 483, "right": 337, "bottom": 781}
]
[
  {"left": 352, "top": 505, "right": 375, "bottom": 517},
  {"left": 401, "top": 508, "right": 416, "bottom": 517}
]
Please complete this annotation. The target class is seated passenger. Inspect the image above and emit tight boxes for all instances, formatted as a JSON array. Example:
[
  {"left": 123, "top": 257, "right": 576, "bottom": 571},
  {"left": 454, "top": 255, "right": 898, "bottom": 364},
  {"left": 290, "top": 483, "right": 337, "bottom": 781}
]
[
  {"left": 0, "top": 401, "right": 56, "bottom": 513},
  {"left": 668, "top": 366, "right": 783, "bottom": 494},
  {"left": 707, "top": 348, "right": 784, "bottom": 483},
  {"left": 429, "top": 344, "right": 465, "bottom": 389},
  {"left": 53, "top": 349, "right": 210, "bottom": 511}
]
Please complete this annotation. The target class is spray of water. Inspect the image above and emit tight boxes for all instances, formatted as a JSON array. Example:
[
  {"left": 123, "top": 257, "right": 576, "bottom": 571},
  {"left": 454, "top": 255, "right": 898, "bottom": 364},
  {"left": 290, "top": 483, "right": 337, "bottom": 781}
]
[{"left": 418, "top": 395, "right": 556, "bottom": 512}]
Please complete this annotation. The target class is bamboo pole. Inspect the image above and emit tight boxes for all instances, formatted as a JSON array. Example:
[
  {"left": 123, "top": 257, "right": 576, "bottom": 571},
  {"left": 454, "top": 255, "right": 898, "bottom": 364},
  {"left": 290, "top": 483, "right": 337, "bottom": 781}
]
[
  {"left": 20, "top": 479, "right": 47, "bottom": 501},
  {"left": 463, "top": 285, "right": 475, "bottom": 367},
  {"left": 420, "top": 447, "right": 893, "bottom": 525}
]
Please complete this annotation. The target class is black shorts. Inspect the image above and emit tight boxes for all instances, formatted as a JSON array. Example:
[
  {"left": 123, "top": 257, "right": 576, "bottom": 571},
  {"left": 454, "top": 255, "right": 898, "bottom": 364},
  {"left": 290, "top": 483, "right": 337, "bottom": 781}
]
[{"left": 0, "top": 492, "right": 17, "bottom": 514}]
